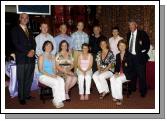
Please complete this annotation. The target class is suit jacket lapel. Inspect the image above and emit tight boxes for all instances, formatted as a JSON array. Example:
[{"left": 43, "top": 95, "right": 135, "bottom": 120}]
[
  {"left": 135, "top": 30, "right": 140, "bottom": 53},
  {"left": 18, "top": 25, "right": 29, "bottom": 39}
]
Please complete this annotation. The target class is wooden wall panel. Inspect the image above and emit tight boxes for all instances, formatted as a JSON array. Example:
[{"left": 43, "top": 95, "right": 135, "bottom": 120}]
[{"left": 96, "top": 5, "right": 155, "bottom": 47}]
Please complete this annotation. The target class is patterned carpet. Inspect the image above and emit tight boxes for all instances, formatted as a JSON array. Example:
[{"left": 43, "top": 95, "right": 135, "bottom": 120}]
[{"left": 5, "top": 81, "right": 155, "bottom": 109}]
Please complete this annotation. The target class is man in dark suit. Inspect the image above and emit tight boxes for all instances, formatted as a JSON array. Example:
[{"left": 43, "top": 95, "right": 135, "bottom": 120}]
[
  {"left": 11, "top": 13, "right": 36, "bottom": 104},
  {"left": 127, "top": 20, "right": 150, "bottom": 97}
]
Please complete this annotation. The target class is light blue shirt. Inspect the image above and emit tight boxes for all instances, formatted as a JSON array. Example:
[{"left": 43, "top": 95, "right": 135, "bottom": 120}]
[
  {"left": 35, "top": 33, "right": 56, "bottom": 56},
  {"left": 54, "top": 34, "right": 72, "bottom": 53},
  {"left": 39, "top": 54, "right": 55, "bottom": 76},
  {"left": 71, "top": 31, "right": 89, "bottom": 50}
]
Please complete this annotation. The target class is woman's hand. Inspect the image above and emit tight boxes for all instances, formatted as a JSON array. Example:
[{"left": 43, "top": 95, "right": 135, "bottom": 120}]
[
  {"left": 99, "top": 68, "right": 106, "bottom": 74},
  {"left": 66, "top": 71, "right": 74, "bottom": 76}
]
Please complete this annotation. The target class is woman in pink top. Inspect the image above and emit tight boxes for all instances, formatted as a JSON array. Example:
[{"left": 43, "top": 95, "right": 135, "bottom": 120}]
[{"left": 77, "top": 43, "right": 93, "bottom": 100}]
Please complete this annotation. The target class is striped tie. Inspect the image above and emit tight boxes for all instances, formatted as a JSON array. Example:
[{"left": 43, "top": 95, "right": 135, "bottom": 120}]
[
  {"left": 129, "top": 33, "right": 134, "bottom": 53},
  {"left": 24, "top": 28, "right": 29, "bottom": 38}
]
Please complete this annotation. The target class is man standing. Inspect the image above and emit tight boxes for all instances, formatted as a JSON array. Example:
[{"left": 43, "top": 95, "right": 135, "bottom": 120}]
[
  {"left": 109, "top": 27, "right": 123, "bottom": 58},
  {"left": 54, "top": 24, "right": 72, "bottom": 53},
  {"left": 35, "top": 22, "right": 56, "bottom": 56},
  {"left": 127, "top": 20, "right": 150, "bottom": 97},
  {"left": 89, "top": 25, "right": 107, "bottom": 72},
  {"left": 11, "top": 13, "right": 36, "bottom": 104}
]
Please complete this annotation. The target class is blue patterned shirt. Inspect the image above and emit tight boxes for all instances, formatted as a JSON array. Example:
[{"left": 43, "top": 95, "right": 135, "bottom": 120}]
[{"left": 71, "top": 31, "right": 89, "bottom": 50}]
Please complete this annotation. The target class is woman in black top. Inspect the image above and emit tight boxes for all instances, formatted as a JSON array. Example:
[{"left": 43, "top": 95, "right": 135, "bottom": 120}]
[{"left": 110, "top": 39, "right": 134, "bottom": 105}]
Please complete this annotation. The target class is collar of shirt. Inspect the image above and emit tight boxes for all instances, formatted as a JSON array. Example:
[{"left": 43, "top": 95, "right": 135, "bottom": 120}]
[
  {"left": 131, "top": 29, "right": 137, "bottom": 36},
  {"left": 19, "top": 24, "right": 27, "bottom": 31},
  {"left": 59, "top": 34, "right": 69, "bottom": 38},
  {"left": 113, "top": 35, "right": 122, "bottom": 41},
  {"left": 40, "top": 33, "right": 50, "bottom": 38},
  {"left": 76, "top": 31, "right": 84, "bottom": 34}
]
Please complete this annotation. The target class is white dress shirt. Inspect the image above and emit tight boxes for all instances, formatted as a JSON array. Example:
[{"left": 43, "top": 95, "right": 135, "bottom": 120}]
[
  {"left": 35, "top": 33, "right": 56, "bottom": 56},
  {"left": 109, "top": 35, "right": 123, "bottom": 58},
  {"left": 129, "top": 29, "right": 137, "bottom": 55}
]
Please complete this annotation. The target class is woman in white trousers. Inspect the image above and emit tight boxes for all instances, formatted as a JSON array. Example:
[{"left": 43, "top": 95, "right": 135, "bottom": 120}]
[
  {"left": 38, "top": 41, "right": 65, "bottom": 108},
  {"left": 77, "top": 43, "right": 93, "bottom": 100},
  {"left": 110, "top": 40, "right": 134, "bottom": 105},
  {"left": 93, "top": 38, "right": 115, "bottom": 99}
]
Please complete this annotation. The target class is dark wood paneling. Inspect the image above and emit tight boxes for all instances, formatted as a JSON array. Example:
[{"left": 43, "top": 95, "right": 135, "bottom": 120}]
[{"left": 96, "top": 5, "right": 155, "bottom": 46}]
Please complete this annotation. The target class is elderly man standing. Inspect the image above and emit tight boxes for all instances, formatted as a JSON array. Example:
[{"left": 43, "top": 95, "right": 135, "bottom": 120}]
[
  {"left": 127, "top": 20, "right": 150, "bottom": 97},
  {"left": 11, "top": 13, "right": 36, "bottom": 105}
]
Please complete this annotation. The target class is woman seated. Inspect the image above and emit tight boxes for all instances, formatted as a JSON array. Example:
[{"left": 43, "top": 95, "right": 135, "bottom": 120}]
[
  {"left": 110, "top": 39, "right": 134, "bottom": 105},
  {"left": 93, "top": 38, "right": 115, "bottom": 99},
  {"left": 38, "top": 41, "right": 65, "bottom": 108},
  {"left": 77, "top": 43, "right": 93, "bottom": 100},
  {"left": 55, "top": 40, "right": 77, "bottom": 101}
]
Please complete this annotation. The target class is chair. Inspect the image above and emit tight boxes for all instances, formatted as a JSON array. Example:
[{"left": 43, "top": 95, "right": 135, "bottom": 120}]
[
  {"left": 38, "top": 82, "right": 53, "bottom": 104},
  {"left": 123, "top": 80, "right": 131, "bottom": 98}
]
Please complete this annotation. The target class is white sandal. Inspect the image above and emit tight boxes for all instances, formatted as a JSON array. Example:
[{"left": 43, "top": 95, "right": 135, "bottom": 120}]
[{"left": 52, "top": 100, "right": 64, "bottom": 108}]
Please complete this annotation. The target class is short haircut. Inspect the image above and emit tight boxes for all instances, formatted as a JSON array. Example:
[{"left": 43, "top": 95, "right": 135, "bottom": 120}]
[
  {"left": 40, "top": 22, "right": 48, "bottom": 27},
  {"left": 19, "top": 13, "right": 29, "bottom": 20},
  {"left": 42, "top": 40, "right": 54, "bottom": 52},
  {"left": 77, "top": 21, "right": 84, "bottom": 25},
  {"left": 59, "top": 23, "right": 67, "bottom": 28},
  {"left": 93, "top": 24, "right": 101, "bottom": 28},
  {"left": 59, "top": 40, "right": 69, "bottom": 52},
  {"left": 117, "top": 39, "right": 128, "bottom": 50},
  {"left": 112, "top": 26, "right": 119, "bottom": 31},
  {"left": 128, "top": 19, "right": 138, "bottom": 24}
]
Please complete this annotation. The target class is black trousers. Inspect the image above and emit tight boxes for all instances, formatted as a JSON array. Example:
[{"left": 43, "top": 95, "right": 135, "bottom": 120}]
[
  {"left": 130, "top": 55, "right": 147, "bottom": 95},
  {"left": 17, "top": 63, "right": 35, "bottom": 101}
]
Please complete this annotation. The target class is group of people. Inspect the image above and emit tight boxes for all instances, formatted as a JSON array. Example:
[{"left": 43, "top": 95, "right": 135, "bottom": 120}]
[{"left": 10, "top": 13, "right": 150, "bottom": 108}]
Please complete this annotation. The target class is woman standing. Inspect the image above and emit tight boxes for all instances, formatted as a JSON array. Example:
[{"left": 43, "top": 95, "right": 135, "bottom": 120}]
[
  {"left": 55, "top": 40, "right": 77, "bottom": 101},
  {"left": 93, "top": 38, "right": 115, "bottom": 99},
  {"left": 77, "top": 43, "right": 93, "bottom": 100},
  {"left": 110, "top": 39, "right": 134, "bottom": 105},
  {"left": 38, "top": 41, "right": 65, "bottom": 108}
]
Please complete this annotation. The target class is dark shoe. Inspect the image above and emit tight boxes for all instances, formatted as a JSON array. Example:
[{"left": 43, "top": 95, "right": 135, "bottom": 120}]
[
  {"left": 19, "top": 100, "right": 26, "bottom": 105},
  {"left": 66, "top": 99, "right": 71, "bottom": 102},
  {"left": 99, "top": 92, "right": 109, "bottom": 99},
  {"left": 140, "top": 93, "right": 146, "bottom": 97},
  {"left": 128, "top": 90, "right": 132, "bottom": 95},
  {"left": 26, "top": 96, "right": 35, "bottom": 100},
  {"left": 131, "top": 88, "right": 136, "bottom": 92}
]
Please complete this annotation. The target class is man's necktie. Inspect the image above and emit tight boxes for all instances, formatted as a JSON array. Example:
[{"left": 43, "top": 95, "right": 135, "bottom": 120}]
[
  {"left": 129, "top": 33, "right": 134, "bottom": 53},
  {"left": 24, "top": 28, "right": 29, "bottom": 38}
]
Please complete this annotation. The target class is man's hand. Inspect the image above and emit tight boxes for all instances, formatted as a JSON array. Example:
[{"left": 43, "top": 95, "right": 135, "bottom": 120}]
[{"left": 27, "top": 50, "right": 35, "bottom": 57}]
